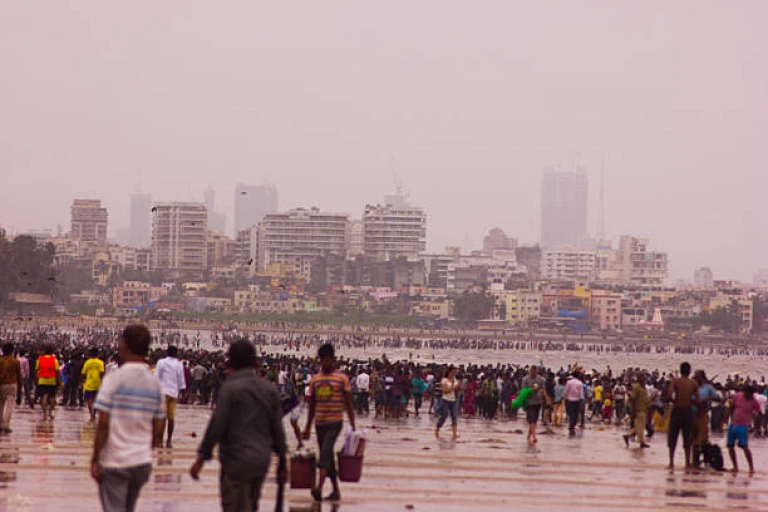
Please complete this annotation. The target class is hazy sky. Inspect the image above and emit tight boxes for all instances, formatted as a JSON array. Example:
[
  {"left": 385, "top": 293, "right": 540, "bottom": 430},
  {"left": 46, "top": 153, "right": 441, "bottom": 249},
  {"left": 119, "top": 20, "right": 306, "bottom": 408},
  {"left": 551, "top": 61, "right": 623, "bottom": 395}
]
[{"left": 2, "top": 2, "right": 766, "bottom": 281}]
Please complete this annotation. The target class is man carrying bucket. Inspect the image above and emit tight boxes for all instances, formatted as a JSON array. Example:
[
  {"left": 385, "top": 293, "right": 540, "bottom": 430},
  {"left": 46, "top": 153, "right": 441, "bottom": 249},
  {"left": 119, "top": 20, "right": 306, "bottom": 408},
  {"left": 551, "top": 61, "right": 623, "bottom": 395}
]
[{"left": 303, "top": 343, "right": 356, "bottom": 503}]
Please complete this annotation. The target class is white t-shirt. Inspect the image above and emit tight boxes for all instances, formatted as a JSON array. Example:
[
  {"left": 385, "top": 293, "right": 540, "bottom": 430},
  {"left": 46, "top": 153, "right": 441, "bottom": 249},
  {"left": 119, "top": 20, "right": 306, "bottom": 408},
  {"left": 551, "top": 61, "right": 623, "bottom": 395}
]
[
  {"left": 155, "top": 357, "right": 186, "bottom": 399},
  {"left": 94, "top": 362, "right": 165, "bottom": 469},
  {"left": 442, "top": 378, "right": 457, "bottom": 402},
  {"left": 357, "top": 373, "right": 370, "bottom": 392}
]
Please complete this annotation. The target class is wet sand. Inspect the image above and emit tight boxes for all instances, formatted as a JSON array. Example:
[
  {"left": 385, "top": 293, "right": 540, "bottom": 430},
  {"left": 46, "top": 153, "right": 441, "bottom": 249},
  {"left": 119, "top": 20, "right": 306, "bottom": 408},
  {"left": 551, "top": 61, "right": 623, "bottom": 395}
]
[{"left": 2, "top": 403, "right": 768, "bottom": 511}]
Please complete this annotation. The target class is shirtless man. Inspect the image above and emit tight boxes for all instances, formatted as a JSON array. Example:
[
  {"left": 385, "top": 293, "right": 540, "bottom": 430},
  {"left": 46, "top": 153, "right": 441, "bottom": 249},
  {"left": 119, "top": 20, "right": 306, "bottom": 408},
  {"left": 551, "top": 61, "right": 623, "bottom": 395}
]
[{"left": 667, "top": 362, "right": 700, "bottom": 471}]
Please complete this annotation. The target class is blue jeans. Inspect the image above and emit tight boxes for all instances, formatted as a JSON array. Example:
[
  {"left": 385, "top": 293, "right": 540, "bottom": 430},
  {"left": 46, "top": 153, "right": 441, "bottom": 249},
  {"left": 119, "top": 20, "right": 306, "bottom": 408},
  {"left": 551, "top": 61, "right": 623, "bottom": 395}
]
[{"left": 437, "top": 399, "right": 458, "bottom": 428}]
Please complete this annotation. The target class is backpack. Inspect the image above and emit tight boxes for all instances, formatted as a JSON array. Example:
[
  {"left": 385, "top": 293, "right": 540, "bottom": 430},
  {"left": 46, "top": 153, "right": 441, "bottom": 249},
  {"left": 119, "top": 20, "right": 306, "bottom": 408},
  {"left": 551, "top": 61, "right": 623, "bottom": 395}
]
[{"left": 702, "top": 441, "right": 725, "bottom": 471}]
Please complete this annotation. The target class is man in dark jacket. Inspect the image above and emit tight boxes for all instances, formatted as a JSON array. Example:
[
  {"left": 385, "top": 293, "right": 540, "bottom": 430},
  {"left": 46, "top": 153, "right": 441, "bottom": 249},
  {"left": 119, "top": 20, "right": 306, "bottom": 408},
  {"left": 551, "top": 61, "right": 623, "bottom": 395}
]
[{"left": 190, "top": 340, "right": 287, "bottom": 512}]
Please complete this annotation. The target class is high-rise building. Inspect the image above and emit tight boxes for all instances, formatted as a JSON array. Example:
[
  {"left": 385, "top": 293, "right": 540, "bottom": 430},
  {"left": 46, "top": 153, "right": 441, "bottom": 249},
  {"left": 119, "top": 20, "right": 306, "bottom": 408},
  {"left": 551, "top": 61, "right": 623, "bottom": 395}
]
[
  {"left": 257, "top": 208, "right": 350, "bottom": 280},
  {"left": 234, "top": 183, "right": 278, "bottom": 234},
  {"left": 540, "top": 168, "right": 588, "bottom": 249},
  {"left": 204, "top": 186, "right": 227, "bottom": 233},
  {"left": 129, "top": 193, "right": 152, "bottom": 248},
  {"left": 694, "top": 267, "right": 714, "bottom": 289},
  {"left": 151, "top": 203, "right": 208, "bottom": 275},
  {"left": 363, "top": 203, "right": 427, "bottom": 262},
  {"left": 71, "top": 199, "right": 108, "bottom": 244}
]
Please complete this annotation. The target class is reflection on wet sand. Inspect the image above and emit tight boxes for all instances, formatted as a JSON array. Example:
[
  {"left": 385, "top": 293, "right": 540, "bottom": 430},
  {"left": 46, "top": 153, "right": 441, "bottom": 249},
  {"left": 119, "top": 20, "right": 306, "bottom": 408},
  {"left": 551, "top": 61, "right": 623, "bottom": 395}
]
[{"left": 0, "top": 404, "right": 766, "bottom": 511}]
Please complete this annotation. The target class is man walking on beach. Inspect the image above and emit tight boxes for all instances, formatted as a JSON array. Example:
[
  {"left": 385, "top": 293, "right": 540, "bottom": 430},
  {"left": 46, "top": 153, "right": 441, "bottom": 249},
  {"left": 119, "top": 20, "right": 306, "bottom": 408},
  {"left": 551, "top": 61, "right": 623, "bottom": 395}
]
[
  {"left": 155, "top": 346, "right": 186, "bottom": 448},
  {"left": 564, "top": 373, "right": 584, "bottom": 436},
  {"left": 303, "top": 343, "right": 356, "bottom": 503},
  {"left": 522, "top": 366, "right": 547, "bottom": 444},
  {"left": 36, "top": 345, "right": 61, "bottom": 421},
  {"left": 667, "top": 362, "right": 700, "bottom": 470},
  {"left": 0, "top": 343, "right": 22, "bottom": 434},
  {"left": 82, "top": 347, "right": 105, "bottom": 423},
  {"left": 18, "top": 349, "right": 32, "bottom": 408},
  {"left": 190, "top": 340, "right": 287, "bottom": 512},
  {"left": 624, "top": 374, "right": 650, "bottom": 448},
  {"left": 91, "top": 325, "right": 165, "bottom": 512}
]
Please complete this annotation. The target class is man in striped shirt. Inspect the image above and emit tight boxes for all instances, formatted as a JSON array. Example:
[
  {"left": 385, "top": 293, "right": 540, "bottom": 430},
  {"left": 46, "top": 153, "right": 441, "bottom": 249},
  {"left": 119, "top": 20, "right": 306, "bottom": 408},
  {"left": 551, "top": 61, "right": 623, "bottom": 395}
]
[
  {"left": 303, "top": 343, "right": 356, "bottom": 503},
  {"left": 91, "top": 325, "right": 165, "bottom": 512}
]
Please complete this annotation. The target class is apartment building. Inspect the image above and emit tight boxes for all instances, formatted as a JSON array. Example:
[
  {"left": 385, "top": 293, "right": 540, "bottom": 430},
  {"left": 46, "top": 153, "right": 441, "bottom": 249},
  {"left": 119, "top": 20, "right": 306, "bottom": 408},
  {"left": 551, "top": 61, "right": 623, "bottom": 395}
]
[
  {"left": 151, "top": 202, "right": 208, "bottom": 276},
  {"left": 257, "top": 208, "right": 350, "bottom": 280},
  {"left": 541, "top": 249, "right": 597, "bottom": 282},
  {"left": 71, "top": 199, "right": 108, "bottom": 244},
  {"left": 617, "top": 236, "right": 668, "bottom": 287},
  {"left": 505, "top": 291, "right": 541, "bottom": 326},
  {"left": 363, "top": 203, "right": 426, "bottom": 262},
  {"left": 112, "top": 281, "right": 167, "bottom": 309},
  {"left": 590, "top": 293, "right": 623, "bottom": 331},
  {"left": 206, "top": 230, "right": 236, "bottom": 269}
]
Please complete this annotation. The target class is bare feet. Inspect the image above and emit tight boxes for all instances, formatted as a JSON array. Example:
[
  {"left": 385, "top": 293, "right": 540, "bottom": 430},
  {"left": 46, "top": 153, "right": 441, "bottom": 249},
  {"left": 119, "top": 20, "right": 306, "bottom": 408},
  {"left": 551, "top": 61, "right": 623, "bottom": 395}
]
[{"left": 434, "top": 428, "right": 439, "bottom": 439}]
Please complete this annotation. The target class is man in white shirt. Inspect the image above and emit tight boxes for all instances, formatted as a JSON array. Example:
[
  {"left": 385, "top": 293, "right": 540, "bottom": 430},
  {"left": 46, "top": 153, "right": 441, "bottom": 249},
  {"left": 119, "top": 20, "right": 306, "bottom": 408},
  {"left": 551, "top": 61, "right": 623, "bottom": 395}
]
[
  {"left": 564, "top": 374, "right": 585, "bottom": 436},
  {"left": 155, "top": 346, "right": 186, "bottom": 449},
  {"left": 92, "top": 324, "right": 165, "bottom": 512},
  {"left": 356, "top": 369, "right": 370, "bottom": 415}
]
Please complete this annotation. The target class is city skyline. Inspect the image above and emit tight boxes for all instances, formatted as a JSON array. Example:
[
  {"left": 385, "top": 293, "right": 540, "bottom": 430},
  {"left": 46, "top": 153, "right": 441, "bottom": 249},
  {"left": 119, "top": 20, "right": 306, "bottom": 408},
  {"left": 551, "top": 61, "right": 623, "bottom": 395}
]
[{"left": 2, "top": 3, "right": 766, "bottom": 281}]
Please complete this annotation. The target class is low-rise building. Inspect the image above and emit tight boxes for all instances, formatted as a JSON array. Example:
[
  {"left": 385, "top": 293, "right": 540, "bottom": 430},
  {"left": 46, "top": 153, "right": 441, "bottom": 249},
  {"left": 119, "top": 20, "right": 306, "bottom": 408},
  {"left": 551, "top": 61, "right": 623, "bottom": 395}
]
[
  {"left": 70, "top": 290, "right": 112, "bottom": 307},
  {"left": 541, "top": 249, "right": 596, "bottom": 282},
  {"left": 112, "top": 281, "right": 167, "bottom": 309},
  {"left": 617, "top": 236, "right": 668, "bottom": 287},
  {"left": 186, "top": 296, "right": 233, "bottom": 313},
  {"left": 505, "top": 291, "right": 541, "bottom": 326},
  {"left": 590, "top": 292, "right": 622, "bottom": 331},
  {"left": 412, "top": 300, "right": 452, "bottom": 319}
]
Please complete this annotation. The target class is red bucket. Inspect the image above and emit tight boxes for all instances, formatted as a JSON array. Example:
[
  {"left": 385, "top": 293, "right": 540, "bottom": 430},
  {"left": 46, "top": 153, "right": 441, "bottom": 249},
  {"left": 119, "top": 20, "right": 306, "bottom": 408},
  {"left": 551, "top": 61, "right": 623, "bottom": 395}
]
[
  {"left": 337, "top": 453, "right": 364, "bottom": 483},
  {"left": 290, "top": 454, "right": 316, "bottom": 489}
]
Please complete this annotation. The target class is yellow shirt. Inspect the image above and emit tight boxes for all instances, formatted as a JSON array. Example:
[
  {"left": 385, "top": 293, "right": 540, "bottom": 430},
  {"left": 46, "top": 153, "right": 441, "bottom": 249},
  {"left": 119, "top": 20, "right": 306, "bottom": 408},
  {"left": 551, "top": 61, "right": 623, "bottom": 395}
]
[
  {"left": 82, "top": 358, "right": 105, "bottom": 392},
  {"left": 594, "top": 385, "right": 603, "bottom": 402}
]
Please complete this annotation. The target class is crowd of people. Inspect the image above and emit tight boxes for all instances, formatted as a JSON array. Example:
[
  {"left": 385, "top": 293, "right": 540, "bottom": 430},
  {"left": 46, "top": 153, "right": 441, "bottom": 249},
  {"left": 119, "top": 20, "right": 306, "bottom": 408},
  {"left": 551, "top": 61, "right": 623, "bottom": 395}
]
[{"left": 0, "top": 320, "right": 766, "bottom": 511}]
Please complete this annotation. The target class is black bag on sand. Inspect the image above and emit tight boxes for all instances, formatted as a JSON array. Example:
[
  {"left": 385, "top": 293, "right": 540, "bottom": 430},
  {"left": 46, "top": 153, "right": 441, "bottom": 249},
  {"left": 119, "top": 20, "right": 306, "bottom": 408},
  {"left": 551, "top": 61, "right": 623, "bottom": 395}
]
[{"left": 702, "top": 441, "right": 725, "bottom": 471}]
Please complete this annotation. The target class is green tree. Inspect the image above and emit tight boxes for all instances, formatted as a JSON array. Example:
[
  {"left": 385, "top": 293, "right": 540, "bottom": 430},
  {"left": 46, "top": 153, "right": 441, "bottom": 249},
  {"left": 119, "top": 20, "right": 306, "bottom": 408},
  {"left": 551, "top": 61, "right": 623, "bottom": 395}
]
[
  {"left": 453, "top": 291, "right": 495, "bottom": 326},
  {"left": 702, "top": 301, "right": 742, "bottom": 333},
  {"left": 0, "top": 233, "right": 57, "bottom": 305},
  {"left": 54, "top": 260, "right": 94, "bottom": 302}
]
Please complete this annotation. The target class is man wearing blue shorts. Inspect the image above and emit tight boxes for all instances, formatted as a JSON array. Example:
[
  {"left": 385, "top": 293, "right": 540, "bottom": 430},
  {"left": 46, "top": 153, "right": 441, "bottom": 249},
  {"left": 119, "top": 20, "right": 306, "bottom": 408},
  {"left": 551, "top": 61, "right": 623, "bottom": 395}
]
[{"left": 727, "top": 384, "right": 761, "bottom": 475}]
